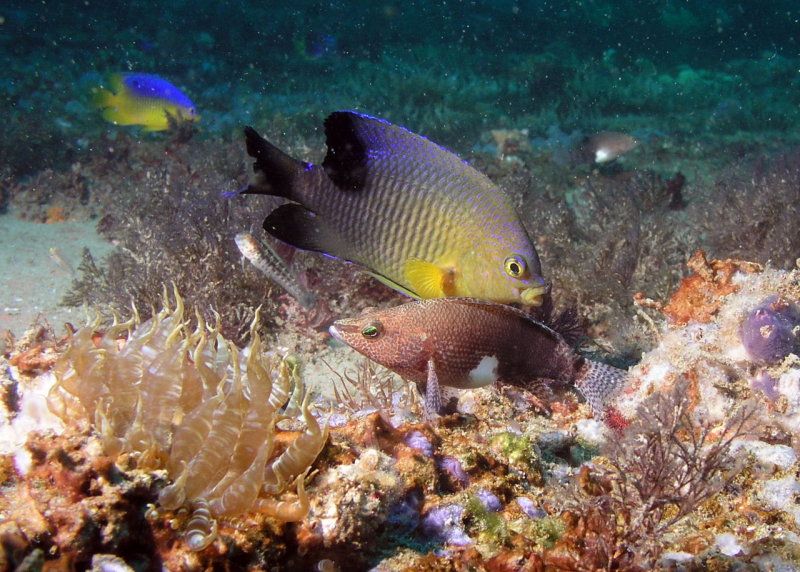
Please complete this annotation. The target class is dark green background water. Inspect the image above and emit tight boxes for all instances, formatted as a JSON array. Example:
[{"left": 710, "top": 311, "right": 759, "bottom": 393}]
[{"left": 3, "top": 1, "right": 799, "bottom": 175}]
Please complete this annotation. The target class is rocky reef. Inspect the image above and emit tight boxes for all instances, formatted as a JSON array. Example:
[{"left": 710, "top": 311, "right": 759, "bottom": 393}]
[{"left": 1, "top": 252, "right": 800, "bottom": 570}]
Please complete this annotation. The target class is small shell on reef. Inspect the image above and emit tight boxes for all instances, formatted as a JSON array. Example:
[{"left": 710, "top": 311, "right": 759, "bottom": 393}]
[
  {"left": 89, "top": 554, "right": 136, "bottom": 572},
  {"left": 436, "top": 456, "right": 469, "bottom": 486},
  {"left": 404, "top": 430, "right": 433, "bottom": 458},
  {"left": 475, "top": 489, "right": 502, "bottom": 512}
]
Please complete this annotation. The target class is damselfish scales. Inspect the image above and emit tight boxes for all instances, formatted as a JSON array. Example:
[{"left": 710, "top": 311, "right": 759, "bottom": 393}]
[
  {"left": 241, "top": 111, "right": 547, "bottom": 306},
  {"left": 329, "top": 297, "right": 627, "bottom": 419}
]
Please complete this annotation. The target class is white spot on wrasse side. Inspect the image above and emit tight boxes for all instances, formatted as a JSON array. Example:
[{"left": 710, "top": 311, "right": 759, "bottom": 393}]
[
  {"left": 466, "top": 355, "right": 499, "bottom": 388},
  {"left": 595, "top": 148, "right": 611, "bottom": 163}
]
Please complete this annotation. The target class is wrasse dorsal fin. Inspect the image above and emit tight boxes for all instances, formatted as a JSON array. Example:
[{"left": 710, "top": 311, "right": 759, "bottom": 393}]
[
  {"left": 263, "top": 204, "right": 355, "bottom": 260},
  {"left": 441, "top": 297, "right": 562, "bottom": 342},
  {"left": 244, "top": 126, "right": 306, "bottom": 200}
]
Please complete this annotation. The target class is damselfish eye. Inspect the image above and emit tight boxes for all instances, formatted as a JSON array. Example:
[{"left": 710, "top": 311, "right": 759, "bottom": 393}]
[
  {"left": 504, "top": 256, "right": 527, "bottom": 278},
  {"left": 361, "top": 322, "right": 383, "bottom": 339}
]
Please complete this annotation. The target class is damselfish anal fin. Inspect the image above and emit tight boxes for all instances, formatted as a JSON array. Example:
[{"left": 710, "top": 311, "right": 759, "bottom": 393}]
[
  {"left": 263, "top": 203, "right": 354, "bottom": 260},
  {"left": 365, "top": 272, "right": 422, "bottom": 300},
  {"left": 243, "top": 126, "right": 307, "bottom": 200}
]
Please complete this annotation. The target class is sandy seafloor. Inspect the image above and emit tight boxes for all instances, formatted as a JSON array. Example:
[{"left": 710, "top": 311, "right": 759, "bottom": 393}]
[
  {"left": 0, "top": 213, "right": 354, "bottom": 398},
  {"left": 0, "top": 216, "right": 114, "bottom": 340}
]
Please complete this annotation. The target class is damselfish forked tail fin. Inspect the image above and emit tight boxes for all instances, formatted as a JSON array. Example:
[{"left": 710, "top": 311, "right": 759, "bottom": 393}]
[{"left": 242, "top": 126, "right": 308, "bottom": 200}]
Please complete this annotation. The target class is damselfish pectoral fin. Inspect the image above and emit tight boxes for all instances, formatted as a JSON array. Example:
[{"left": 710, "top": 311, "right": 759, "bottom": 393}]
[
  {"left": 424, "top": 358, "right": 442, "bottom": 422},
  {"left": 405, "top": 259, "right": 457, "bottom": 299},
  {"left": 263, "top": 203, "right": 355, "bottom": 260}
]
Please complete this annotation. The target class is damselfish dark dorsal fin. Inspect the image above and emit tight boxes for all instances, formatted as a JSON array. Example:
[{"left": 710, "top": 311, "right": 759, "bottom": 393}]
[
  {"left": 263, "top": 203, "right": 356, "bottom": 261},
  {"left": 322, "top": 112, "right": 370, "bottom": 191},
  {"left": 243, "top": 126, "right": 308, "bottom": 200},
  {"left": 322, "top": 111, "right": 491, "bottom": 193}
]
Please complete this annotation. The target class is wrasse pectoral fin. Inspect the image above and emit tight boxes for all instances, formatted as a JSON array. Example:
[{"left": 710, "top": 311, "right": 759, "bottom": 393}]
[
  {"left": 263, "top": 204, "right": 354, "bottom": 259},
  {"left": 405, "top": 259, "right": 449, "bottom": 299},
  {"left": 424, "top": 358, "right": 442, "bottom": 423}
]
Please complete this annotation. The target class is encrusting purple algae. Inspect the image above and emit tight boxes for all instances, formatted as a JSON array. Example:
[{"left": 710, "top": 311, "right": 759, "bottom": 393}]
[{"left": 739, "top": 297, "right": 798, "bottom": 365}]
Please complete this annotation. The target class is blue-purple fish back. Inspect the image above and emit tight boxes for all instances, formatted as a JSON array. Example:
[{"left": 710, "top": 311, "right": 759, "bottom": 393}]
[{"left": 120, "top": 73, "right": 195, "bottom": 109}]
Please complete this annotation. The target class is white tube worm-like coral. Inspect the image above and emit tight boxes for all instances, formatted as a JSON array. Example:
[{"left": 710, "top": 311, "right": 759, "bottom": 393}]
[{"left": 49, "top": 288, "right": 328, "bottom": 550}]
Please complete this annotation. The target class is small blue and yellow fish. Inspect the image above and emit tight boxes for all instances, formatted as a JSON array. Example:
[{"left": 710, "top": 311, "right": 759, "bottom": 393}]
[
  {"left": 90, "top": 72, "right": 199, "bottom": 131},
  {"left": 329, "top": 298, "right": 627, "bottom": 419},
  {"left": 241, "top": 112, "right": 547, "bottom": 306}
]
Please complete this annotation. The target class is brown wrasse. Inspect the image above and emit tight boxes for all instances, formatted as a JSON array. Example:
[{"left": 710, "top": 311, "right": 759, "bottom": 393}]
[
  {"left": 329, "top": 297, "right": 627, "bottom": 419},
  {"left": 240, "top": 111, "right": 547, "bottom": 306}
]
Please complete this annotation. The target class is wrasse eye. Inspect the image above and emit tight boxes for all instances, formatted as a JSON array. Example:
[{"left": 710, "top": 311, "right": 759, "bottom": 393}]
[
  {"left": 504, "top": 256, "right": 527, "bottom": 278},
  {"left": 361, "top": 322, "right": 383, "bottom": 339}
]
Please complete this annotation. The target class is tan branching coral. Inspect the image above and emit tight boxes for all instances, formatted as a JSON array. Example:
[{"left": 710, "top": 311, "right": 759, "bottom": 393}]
[{"left": 47, "top": 288, "right": 328, "bottom": 551}]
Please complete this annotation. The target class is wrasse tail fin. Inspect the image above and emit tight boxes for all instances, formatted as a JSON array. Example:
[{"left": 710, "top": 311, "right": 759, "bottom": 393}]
[
  {"left": 574, "top": 360, "right": 628, "bottom": 419},
  {"left": 234, "top": 232, "right": 316, "bottom": 308},
  {"left": 243, "top": 126, "right": 307, "bottom": 200},
  {"left": 263, "top": 203, "right": 355, "bottom": 260}
]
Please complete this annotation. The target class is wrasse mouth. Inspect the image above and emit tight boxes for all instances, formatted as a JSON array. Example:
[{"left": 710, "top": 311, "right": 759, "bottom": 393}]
[{"left": 520, "top": 284, "right": 548, "bottom": 306}]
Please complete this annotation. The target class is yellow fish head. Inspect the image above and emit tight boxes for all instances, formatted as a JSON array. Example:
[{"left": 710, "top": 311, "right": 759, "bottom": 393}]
[{"left": 459, "top": 250, "right": 548, "bottom": 306}]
